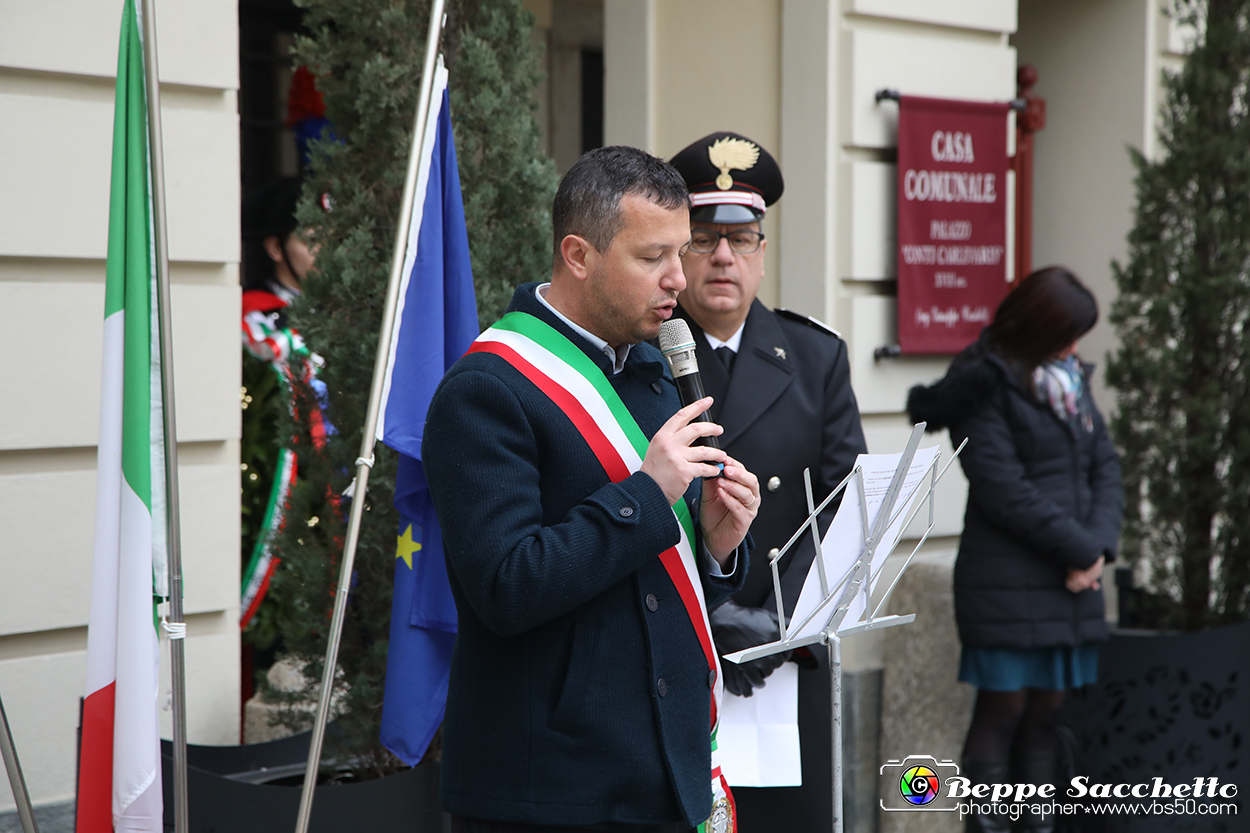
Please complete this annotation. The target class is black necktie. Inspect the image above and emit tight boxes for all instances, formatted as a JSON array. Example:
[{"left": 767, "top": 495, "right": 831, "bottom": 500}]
[{"left": 715, "top": 346, "right": 735, "bottom": 374}]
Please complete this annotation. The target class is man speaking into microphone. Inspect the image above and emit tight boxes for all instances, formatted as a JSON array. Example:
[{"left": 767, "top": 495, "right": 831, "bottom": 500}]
[{"left": 422, "top": 146, "right": 761, "bottom": 833}]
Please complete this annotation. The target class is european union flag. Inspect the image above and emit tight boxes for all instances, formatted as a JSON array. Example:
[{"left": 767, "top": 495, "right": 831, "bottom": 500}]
[{"left": 377, "top": 59, "right": 478, "bottom": 766}]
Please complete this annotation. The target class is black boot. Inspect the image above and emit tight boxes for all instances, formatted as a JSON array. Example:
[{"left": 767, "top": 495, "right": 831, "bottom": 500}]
[
  {"left": 1018, "top": 752, "right": 1056, "bottom": 833},
  {"left": 962, "top": 759, "right": 1012, "bottom": 833}
]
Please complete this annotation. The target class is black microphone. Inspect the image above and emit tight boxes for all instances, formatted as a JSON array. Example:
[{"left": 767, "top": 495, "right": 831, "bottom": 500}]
[{"left": 659, "top": 319, "right": 723, "bottom": 473}]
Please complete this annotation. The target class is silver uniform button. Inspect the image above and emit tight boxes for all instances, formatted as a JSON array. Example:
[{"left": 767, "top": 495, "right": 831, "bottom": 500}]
[{"left": 767, "top": 476, "right": 781, "bottom": 492}]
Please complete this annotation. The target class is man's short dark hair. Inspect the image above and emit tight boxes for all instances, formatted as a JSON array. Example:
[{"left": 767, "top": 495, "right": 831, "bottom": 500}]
[{"left": 552, "top": 146, "right": 691, "bottom": 262}]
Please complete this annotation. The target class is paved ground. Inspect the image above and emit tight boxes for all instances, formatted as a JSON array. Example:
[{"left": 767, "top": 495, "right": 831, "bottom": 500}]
[{"left": 0, "top": 801, "right": 75, "bottom": 833}]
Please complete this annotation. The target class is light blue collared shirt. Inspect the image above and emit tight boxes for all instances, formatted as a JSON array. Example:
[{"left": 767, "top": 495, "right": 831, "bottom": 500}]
[{"left": 536, "top": 283, "right": 631, "bottom": 375}]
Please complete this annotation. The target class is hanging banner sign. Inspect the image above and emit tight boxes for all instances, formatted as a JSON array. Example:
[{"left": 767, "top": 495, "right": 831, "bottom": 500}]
[{"left": 896, "top": 95, "right": 1012, "bottom": 354}]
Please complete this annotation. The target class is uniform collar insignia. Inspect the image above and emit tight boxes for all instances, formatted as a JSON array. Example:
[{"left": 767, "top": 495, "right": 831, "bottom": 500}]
[{"left": 774, "top": 346, "right": 787, "bottom": 360}]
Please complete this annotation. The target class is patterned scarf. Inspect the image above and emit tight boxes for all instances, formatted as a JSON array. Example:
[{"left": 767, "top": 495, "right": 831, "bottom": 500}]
[{"left": 1033, "top": 355, "right": 1093, "bottom": 432}]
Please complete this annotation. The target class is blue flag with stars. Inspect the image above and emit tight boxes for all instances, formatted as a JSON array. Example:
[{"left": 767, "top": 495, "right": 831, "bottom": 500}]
[{"left": 376, "top": 60, "right": 478, "bottom": 766}]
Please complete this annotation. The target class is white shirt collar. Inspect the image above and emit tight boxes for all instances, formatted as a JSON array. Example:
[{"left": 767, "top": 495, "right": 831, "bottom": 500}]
[
  {"left": 270, "top": 280, "right": 300, "bottom": 305},
  {"left": 703, "top": 321, "right": 745, "bottom": 353},
  {"left": 536, "top": 283, "right": 632, "bottom": 375}
]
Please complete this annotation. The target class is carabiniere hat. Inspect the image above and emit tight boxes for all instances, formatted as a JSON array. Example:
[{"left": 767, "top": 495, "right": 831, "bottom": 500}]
[{"left": 669, "top": 131, "right": 784, "bottom": 224}]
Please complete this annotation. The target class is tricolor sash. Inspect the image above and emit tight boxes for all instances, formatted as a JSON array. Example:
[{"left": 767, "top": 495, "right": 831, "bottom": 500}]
[{"left": 470, "top": 311, "right": 735, "bottom": 832}]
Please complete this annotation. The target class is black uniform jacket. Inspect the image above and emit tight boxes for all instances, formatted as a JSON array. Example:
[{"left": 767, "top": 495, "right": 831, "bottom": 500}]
[
  {"left": 671, "top": 300, "right": 865, "bottom": 833},
  {"left": 907, "top": 336, "right": 1123, "bottom": 649},
  {"left": 676, "top": 300, "right": 867, "bottom": 616},
  {"left": 423, "top": 285, "right": 748, "bottom": 828}
]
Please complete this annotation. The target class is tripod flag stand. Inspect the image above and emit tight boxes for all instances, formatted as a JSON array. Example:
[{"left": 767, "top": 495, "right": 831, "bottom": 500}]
[{"left": 722, "top": 423, "right": 966, "bottom": 833}]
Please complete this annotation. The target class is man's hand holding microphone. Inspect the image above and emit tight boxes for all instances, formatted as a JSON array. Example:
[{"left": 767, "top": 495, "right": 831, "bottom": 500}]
[{"left": 641, "top": 319, "right": 784, "bottom": 696}]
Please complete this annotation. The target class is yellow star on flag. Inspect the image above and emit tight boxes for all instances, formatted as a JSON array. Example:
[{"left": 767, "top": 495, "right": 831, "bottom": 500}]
[{"left": 396, "top": 524, "right": 422, "bottom": 570}]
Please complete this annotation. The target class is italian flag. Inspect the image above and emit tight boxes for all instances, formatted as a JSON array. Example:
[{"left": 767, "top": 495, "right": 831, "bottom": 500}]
[{"left": 77, "top": 2, "right": 168, "bottom": 831}]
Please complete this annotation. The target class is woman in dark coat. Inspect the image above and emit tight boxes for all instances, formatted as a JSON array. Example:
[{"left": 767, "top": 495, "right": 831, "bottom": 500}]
[{"left": 907, "top": 267, "right": 1123, "bottom": 833}]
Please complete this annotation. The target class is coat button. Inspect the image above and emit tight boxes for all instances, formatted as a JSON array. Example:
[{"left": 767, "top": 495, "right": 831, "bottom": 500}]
[
  {"left": 657, "top": 678, "right": 667, "bottom": 697},
  {"left": 651, "top": 381, "right": 663, "bottom": 394},
  {"left": 619, "top": 506, "right": 634, "bottom": 517},
  {"left": 767, "top": 476, "right": 781, "bottom": 492},
  {"left": 707, "top": 670, "right": 716, "bottom": 688},
  {"left": 646, "top": 593, "right": 658, "bottom": 611}
]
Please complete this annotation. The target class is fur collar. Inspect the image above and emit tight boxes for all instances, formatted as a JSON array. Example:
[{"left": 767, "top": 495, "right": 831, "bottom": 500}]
[
  {"left": 906, "top": 354, "right": 1005, "bottom": 432},
  {"left": 906, "top": 333, "right": 1096, "bottom": 431}
]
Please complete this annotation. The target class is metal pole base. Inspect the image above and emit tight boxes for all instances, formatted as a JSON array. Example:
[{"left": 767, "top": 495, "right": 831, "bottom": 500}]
[{"left": 828, "top": 635, "right": 843, "bottom": 833}]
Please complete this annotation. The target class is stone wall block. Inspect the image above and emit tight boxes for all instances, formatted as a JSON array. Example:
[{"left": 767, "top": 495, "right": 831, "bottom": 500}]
[{"left": 878, "top": 558, "right": 973, "bottom": 833}]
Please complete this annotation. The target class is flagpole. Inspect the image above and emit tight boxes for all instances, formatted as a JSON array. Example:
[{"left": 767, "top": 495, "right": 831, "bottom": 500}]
[
  {"left": 139, "top": 1, "right": 189, "bottom": 832},
  {"left": 293, "top": 1, "right": 447, "bottom": 830}
]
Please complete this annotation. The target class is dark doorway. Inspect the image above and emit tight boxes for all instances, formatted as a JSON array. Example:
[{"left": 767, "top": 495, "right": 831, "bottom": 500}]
[
  {"left": 580, "top": 48, "right": 604, "bottom": 154},
  {"left": 533, "top": 0, "right": 604, "bottom": 174},
  {"left": 238, "top": 0, "right": 304, "bottom": 200},
  {"left": 237, "top": 0, "right": 303, "bottom": 734}
]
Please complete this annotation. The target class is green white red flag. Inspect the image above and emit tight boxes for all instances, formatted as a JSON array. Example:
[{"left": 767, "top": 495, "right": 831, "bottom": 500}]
[{"left": 77, "top": 2, "right": 167, "bottom": 830}]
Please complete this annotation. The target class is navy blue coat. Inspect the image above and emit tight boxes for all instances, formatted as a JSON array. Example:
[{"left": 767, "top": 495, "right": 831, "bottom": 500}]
[
  {"left": 422, "top": 284, "right": 747, "bottom": 827},
  {"left": 907, "top": 337, "right": 1123, "bottom": 649}
]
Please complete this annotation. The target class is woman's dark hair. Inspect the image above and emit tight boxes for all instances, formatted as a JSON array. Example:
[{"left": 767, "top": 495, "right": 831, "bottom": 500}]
[{"left": 986, "top": 266, "right": 1098, "bottom": 368}]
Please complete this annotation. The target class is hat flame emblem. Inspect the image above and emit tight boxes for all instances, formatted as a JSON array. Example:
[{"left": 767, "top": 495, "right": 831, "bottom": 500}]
[{"left": 708, "top": 137, "right": 760, "bottom": 191}]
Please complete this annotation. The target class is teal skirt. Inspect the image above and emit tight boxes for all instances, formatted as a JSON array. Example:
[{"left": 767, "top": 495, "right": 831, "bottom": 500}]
[{"left": 959, "top": 644, "right": 1099, "bottom": 691}]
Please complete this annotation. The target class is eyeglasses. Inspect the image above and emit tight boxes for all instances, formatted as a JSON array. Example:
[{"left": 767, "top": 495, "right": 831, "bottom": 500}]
[{"left": 687, "top": 229, "right": 765, "bottom": 255}]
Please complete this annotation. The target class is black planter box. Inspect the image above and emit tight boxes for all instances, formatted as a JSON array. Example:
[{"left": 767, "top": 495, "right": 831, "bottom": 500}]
[
  {"left": 1060, "top": 621, "right": 1248, "bottom": 832},
  {"left": 160, "top": 732, "right": 449, "bottom": 833}
]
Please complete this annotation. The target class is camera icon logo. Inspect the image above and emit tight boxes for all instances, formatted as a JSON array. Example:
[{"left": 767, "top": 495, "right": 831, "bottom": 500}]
[
  {"left": 880, "top": 755, "right": 960, "bottom": 812},
  {"left": 900, "top": 764, "right": 941, "bottom": 805}
]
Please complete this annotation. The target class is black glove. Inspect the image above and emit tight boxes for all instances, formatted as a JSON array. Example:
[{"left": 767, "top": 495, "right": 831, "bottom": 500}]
[
  {"left": 710, "top": 601, "right": 791, "bottom": 697},
  {"left": 790, "top": 645, "right": 819, "bottom": 671}
]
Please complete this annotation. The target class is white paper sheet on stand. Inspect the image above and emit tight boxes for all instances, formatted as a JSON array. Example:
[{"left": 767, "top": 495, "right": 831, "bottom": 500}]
[
  {"left": 716, "top": 663, "right": 802, "bottom": 787},
  {"left": 715, "top": 446, "right": 939, "bottom": 788},
  {"left": 791, "top": 447, "right": 939, "bottom": 640}
]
